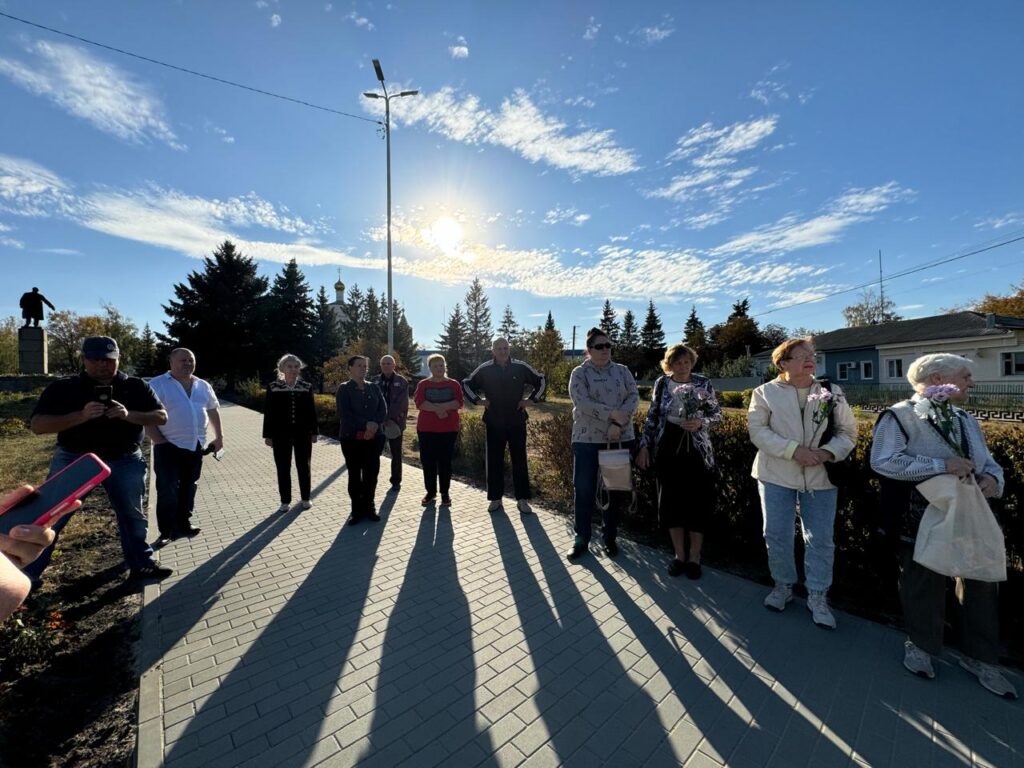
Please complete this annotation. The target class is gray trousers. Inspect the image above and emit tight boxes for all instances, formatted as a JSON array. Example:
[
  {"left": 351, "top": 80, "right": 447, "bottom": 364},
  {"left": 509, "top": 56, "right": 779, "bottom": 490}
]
[{"left": 899, "top": 545, "right": 1000, "bottom": 663}]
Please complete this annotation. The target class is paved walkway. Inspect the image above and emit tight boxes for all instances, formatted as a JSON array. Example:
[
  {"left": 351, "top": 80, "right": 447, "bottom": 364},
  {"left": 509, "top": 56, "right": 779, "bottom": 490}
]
[{"left": 136, "top": 403, "right": 1021, "bottom": 768}]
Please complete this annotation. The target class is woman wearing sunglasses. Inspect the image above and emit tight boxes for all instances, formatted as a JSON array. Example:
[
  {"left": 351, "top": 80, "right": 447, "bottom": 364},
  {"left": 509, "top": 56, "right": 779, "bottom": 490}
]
[{"left": 566, "top": 327, "right": 640, "bottom": 561}]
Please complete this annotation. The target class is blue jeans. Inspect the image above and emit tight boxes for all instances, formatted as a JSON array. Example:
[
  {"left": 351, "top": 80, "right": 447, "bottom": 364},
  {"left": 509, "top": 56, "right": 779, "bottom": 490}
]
[
  {"left": 573, "top": 441, "right": 634, "bottom": 544},
  {"left": 24, "top": 448, "right": 155, "bottom": 580},
  {"left": 758, "top": 481, "right": 837, "bottom": 593}
]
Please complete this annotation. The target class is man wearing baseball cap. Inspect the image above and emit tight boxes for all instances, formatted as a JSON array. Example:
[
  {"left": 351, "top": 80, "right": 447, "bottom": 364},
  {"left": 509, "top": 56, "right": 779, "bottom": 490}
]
[{"left": 25, "top": 335, "right": 172, "bottom": 584}]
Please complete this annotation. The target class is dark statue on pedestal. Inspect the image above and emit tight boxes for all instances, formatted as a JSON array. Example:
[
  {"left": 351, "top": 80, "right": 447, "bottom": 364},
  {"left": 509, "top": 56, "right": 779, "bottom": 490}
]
[{"left": 19, "top": 287, "right": 55, "bottom": 327}]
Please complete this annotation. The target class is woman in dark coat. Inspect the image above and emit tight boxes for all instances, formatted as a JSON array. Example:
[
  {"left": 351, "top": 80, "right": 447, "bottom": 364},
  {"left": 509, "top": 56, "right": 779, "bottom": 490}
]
[
  {"left": 263, "top": 354, "right": 318, "bottom": 512},
  {"left": 336, "top": 355, "right": 387, "bottom": 524}
]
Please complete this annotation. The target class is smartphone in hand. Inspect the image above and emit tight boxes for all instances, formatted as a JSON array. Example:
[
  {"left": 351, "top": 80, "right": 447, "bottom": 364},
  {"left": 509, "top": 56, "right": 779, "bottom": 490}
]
[
  {"left": 0, "top": 453, "right": 111, "bottom": 535},
  {"left": 94, "top": 385, "right": 113, "bottom": 408}
]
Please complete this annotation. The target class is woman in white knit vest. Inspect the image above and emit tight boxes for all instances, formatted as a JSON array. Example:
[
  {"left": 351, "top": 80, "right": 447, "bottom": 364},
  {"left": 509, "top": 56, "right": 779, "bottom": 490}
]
[
  {"left": 871, "top": 353, "right": 1016, "bottom": 700},
  {"left": 747, "top": 338, "right": 857, "bottom": 630}
]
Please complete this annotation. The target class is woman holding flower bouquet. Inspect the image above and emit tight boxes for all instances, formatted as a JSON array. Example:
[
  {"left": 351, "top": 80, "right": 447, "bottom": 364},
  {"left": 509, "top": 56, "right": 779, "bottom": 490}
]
[
  {"left": 638, "top": 344, "right": 721, "bottom": 579},
  {"left": 747, "top": 338, "right": 857, "bottom": 629},
  {"left": 870, "top": 354, "right": 1016, "bottom": 699}
]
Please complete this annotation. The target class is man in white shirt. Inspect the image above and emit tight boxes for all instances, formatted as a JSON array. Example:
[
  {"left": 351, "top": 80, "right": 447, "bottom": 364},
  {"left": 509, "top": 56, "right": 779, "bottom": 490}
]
[{"left": 146, "top": 349, "right": 223, "bottom": 544}]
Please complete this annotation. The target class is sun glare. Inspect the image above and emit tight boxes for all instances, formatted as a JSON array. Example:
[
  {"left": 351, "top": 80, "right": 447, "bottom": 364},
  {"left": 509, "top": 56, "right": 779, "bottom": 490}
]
[{"left": 428, "top": 216, "right": 464, "bottom": 255}]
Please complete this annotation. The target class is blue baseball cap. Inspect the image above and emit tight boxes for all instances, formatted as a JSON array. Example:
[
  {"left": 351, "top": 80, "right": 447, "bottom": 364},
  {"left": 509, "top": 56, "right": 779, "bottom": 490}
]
[{"left": 82, "top": 336, "right": 119, "bottom": 360}]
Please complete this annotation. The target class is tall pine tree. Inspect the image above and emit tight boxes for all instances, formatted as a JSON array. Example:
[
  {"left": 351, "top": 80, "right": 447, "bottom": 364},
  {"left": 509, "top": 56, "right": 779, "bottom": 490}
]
[
  {"left": 464, "top": 278, "right": 493, "bottom": 369},
  {"left": 640, "top": 300, "right": 666, "bottom": 374},
  {"left": 683, "top": 305, "right": 707, "bottom": 363},
  {"left": 497, "top": 304, "right": 525, "bottom": 358},
  {"left": 599, "top": 300, "right": 621, "bottom": 345},
  {"left": 436, "top": 304, "right": 471, "bottom": 380},
  {"left": 391, "top": 301, "right": 421, "bottom": 374},
  {"left": 618, "top": 309, "right": 642, "bottom": 373},
  {"left": 161, "top": 240, "right": 269, "bottom": 387},
  {"left": 266, "top": 259, "right": 317, "bottom": 364}
]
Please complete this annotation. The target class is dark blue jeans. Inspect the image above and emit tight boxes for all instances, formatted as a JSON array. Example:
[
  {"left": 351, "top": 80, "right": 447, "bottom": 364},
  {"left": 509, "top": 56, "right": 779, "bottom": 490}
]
[
  {"left": 24, "top": 448, "right": 156, "bottom": 580},
  {"left": 573, "top": 441, "right": 634, "bottom": 544},
  {"left": 153, "top": 442, "right": 204, "bottom": 536}
]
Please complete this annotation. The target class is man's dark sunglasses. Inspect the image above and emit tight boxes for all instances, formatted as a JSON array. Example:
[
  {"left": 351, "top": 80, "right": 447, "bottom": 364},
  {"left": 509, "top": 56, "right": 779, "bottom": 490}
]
[{"left": 590, "top": 343, "right": 612, "bottom": 351}]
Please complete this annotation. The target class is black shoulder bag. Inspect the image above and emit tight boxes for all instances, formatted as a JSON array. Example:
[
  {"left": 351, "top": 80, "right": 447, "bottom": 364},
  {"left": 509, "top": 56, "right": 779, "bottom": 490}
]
[{"left": 818, "top": 379, "right": 856, "bottom": 488}]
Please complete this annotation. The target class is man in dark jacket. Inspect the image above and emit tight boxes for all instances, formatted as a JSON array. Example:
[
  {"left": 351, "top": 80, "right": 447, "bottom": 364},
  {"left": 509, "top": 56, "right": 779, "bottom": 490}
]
[
  {"left": 372, "top": 355, "right": 409, "bottom": 491},
  {"left": 462, "top": 337, "right": 545, "bottom": 514}
]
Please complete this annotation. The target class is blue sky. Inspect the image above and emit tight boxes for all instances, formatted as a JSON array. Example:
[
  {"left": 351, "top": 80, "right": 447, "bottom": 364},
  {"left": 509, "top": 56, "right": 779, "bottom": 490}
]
[{"left": 2, "top": 1, "right": 1023, "bottom": 348}]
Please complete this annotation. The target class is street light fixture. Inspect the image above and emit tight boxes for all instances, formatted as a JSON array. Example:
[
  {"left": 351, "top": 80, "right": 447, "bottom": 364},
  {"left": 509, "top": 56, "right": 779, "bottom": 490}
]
[{"left": 362, "top": 58, "right": 418, "bottom": 355}]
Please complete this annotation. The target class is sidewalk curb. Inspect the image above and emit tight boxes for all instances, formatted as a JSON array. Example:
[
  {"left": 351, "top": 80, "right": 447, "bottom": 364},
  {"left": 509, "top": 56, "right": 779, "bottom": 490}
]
[{"left": 135, "top": 451, "right": 163, "bottom": 768}]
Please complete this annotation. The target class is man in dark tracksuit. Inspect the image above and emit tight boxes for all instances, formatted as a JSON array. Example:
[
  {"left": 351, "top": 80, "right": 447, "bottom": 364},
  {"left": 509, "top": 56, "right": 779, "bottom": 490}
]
[
  {"left": 372, "top": 354, "right": 409, "bottom": 491},
  {"left": 462, "top": 337, "right": 545, "bottom": 514}
]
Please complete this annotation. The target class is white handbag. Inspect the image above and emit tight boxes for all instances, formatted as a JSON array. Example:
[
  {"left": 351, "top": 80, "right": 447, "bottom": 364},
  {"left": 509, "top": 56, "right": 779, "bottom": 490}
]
[
  {"left": 913, "top": 474, "right": 1007, "bottom": 582},
  {"left": 596, "top": 443, "right": 635, "bottom": 512}
]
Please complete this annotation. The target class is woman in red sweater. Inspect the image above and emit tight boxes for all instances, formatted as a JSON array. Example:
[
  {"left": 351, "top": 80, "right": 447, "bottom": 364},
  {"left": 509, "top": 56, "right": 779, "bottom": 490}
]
[{"left": 414, "top": 354, "right": 464, "bottom": 507}]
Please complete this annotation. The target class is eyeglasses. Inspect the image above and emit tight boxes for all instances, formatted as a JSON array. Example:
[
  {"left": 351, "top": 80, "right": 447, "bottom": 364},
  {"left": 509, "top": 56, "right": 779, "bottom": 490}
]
[
  {"left": 786, "top": 354, "right": 817, "bottom": 362},
  {"left": 590, "top": 343, "right": 612, "bottom": 351}
]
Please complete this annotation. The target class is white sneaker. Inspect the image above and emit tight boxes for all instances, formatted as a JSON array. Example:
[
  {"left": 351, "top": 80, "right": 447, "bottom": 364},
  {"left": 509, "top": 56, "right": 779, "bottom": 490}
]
[
  {"left": 903, "top": 640, "right": 935, "bottom": 679},
  {"left": 488, "top": 500, "right": 503, "bottom": 513},
  {"left": 807, "top": 592, "right": 836, "bottom": 629},
  {"left": 277, "top": 503, "right": 290, "bottom": 513},
  {"left": 300, "top": 500, "right": 312, "bottom": 510},
  {"left": 763, "top": 584, "right": 793, "bottom": 612},
  {"left": 959, "top": 656, "right": 1019, "bottom": 699},
  {"left": 516, "top": 499, "right": 533, "bottom": 514}
]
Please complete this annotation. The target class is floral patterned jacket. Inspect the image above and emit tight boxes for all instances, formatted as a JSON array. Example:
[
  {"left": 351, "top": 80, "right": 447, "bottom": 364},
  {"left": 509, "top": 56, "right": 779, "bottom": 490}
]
[
  {"left": 568, "top": 359, "right": 640, "bottom": 443},
  {"left": 639, "top": 374, "right": 721, "bottom": 469}
]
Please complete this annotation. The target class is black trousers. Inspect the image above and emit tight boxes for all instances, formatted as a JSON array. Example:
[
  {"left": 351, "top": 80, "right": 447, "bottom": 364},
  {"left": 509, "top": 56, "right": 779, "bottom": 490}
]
[
  {"left": 272, "top": 434, "right": 313, "bottom": 504},
  {"left": 153, "top": 442, "right": 204, "bottom": 536},
  {"left": 898, "top": 544, "right": 1000, "bottom": 663},
  {"left": 385, "top": 434, "right": 404, "bottom": 485},
  {"left": 418, "top": 431, "right": 457, "bottom": 496},
  {"left": 485, "top": 422, "right": 530, "bottom": 501},
  {"left": 341, "top": 438, "right": 381, "bottom": 516}
]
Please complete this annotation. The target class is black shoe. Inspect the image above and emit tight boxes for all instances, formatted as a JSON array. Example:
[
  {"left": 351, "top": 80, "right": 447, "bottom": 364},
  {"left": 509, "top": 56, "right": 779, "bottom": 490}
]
[
  {"left": 421, "top": 494, "right": 436, "bottom": 507},
  {"left": 366, "top": 511, "right": 380, "bottom": 522},
  {"left": 182, "top": 526, "right": 202, "bottom": 538},
  {"left": 130, "top": 565, "right": 173, "bottom": 581},
  {"left": 684, "top": 561, "right": 702, "bottom": 580},
  {"left": 566, "top": 542, "right": 588, "bottom": 561},
  {"left": 155, "top": 532, "right": 175, "bottom": 546},
  {"left": 440, "top": 495, "right": 452, "bottom": 507},
  {"left": 604, "top": 539, "right": 619, "bottom": 557},
  {"left": 667, "top": 559, "right": 686, "bottom": 577},
  {"left": 347, "top": 515, "right": 361, "bottom": 526}
]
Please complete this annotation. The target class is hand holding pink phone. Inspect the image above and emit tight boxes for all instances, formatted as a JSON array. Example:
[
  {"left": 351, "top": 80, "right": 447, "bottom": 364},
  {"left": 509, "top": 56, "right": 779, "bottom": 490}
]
[{"left": 0, "top": 453, "right": 111, "bottom": 536}]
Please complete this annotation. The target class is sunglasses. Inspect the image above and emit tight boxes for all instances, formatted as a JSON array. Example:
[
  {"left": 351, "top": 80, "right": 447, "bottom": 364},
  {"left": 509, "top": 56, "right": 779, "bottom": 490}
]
[{"left": 590, "top": 343, "right": 613, "bottom": 351}]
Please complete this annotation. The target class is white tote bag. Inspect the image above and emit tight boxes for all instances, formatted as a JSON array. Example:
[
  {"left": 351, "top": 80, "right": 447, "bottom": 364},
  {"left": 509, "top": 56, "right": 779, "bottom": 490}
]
[
  {"left": 595, "top": 443, "right": 634, "bottom": 512},
  {"left": 913, "top": 474, "right": 1007, "bottom": 582}
]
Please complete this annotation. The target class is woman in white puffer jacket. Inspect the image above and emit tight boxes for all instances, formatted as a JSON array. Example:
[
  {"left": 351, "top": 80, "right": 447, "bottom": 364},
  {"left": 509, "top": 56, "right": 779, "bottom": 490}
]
[{"left": 747, "top": 337, "right": 857, "bottom": 630}]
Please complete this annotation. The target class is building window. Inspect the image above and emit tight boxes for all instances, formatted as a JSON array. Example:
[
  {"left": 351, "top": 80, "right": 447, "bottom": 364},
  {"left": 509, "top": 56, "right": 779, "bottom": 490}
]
[
  {"left": 862, "top": 361, "right": 874, "bottom": 379},
  {"left": 1002, "top": 352, "right": 1024, "bottom": 376},
  {"left": 887, "top": 359, "right": 903, "bottom": 379},
  {"left": 837, "top": 362, "right": 852, "bottom": 381}
]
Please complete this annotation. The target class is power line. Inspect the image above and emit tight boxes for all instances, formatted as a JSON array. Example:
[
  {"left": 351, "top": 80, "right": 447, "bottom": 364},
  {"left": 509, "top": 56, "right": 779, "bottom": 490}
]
[
  {"left": 0, "top": 10, "right": 381, "bottom": 125},
  {"left": 752, "top": 231, "right": 1024, "bottom": 318}
]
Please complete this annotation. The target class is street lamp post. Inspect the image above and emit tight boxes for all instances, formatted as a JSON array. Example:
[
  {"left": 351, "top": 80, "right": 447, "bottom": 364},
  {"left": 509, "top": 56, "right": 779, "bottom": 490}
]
[{"left": 363, "top": 59, "right": 418, "bottom": 355}]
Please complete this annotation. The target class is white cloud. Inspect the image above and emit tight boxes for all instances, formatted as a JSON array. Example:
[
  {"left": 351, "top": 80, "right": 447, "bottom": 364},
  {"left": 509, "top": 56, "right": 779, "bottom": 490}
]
[
  {"left": 563, "top": 95, "right": 595, "bottom": 109},
  {"left": 649, "top": 116, "right": 779, "bottom": 228},
  {"left": 270, "top": 14, "right": 282, "bottom": 27},
  {"left": 345, "top": 11, "right": 374, "bottom": 30},
  {"left": 543, "top": 206, "right": 590, "bottom": 226},
  {"left": 975, "top": 211, "right": 1024, "bottom": 230},
  {"left": 583, "top": 17, "right": 601, "bottom": 40},
  {"left": 712, "top": 182, "right": 914, "bottom": 257},
  {"left": 631, "top": 17, "right": 674, "bottom": 46},
  {"left": 207, "top": 123, "right": 236, "bottom": 144},
  {"left": 372, "top": 87, "right": 639, "bottom": 177},
  {"left": 0, "top": 154, "right": 75, "bottom": 217},
  {"left": 0, "top": 40, "right": 184, "bottom": 150},
  {"left": 449, "top": 36, "right": 469, "bottom": 59}
]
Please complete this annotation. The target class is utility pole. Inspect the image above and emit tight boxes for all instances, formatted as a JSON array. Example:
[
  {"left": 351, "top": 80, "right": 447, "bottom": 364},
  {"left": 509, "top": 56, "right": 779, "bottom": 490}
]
[{"left": 363, "top": 59, "right": 418, "bottom": 354}]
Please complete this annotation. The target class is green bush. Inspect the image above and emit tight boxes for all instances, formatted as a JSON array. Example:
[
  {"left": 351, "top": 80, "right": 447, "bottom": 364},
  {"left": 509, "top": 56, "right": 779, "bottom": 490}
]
[{"left": 717, "top": 391, "right": 744, "bottom": 408}]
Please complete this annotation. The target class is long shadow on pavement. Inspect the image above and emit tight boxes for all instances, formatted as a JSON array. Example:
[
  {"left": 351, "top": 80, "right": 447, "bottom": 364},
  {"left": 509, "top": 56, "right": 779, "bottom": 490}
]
[
  {"left": 491, "top": 511, "right": 662, "bottom": 765},
  {"left": 355, "top": 507, "right": 498, "bottom": 767},
  {"left": 605, "top": 548, "right": 1001, "bottom": 768},
  {"left": 140, "top": 466, "right": 347, "bottom": 671},
  {"left": 161, "top": 490, "right": 394, "bottom": 768}
]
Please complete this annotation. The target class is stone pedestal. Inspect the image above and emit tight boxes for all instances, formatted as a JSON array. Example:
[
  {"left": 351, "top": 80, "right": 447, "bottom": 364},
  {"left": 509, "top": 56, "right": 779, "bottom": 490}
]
[{"left": 18, "top": 326, "right": 48, "bottom": 374}]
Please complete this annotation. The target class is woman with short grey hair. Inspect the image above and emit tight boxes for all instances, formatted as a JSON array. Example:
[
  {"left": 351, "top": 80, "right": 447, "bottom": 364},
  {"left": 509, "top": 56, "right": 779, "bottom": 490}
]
[
  {"left": 263, "top": 354, "right": 318, "bottom": 512},
  {"left": 870, "top": 353, "right": 1016, "bottom": 699}
]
